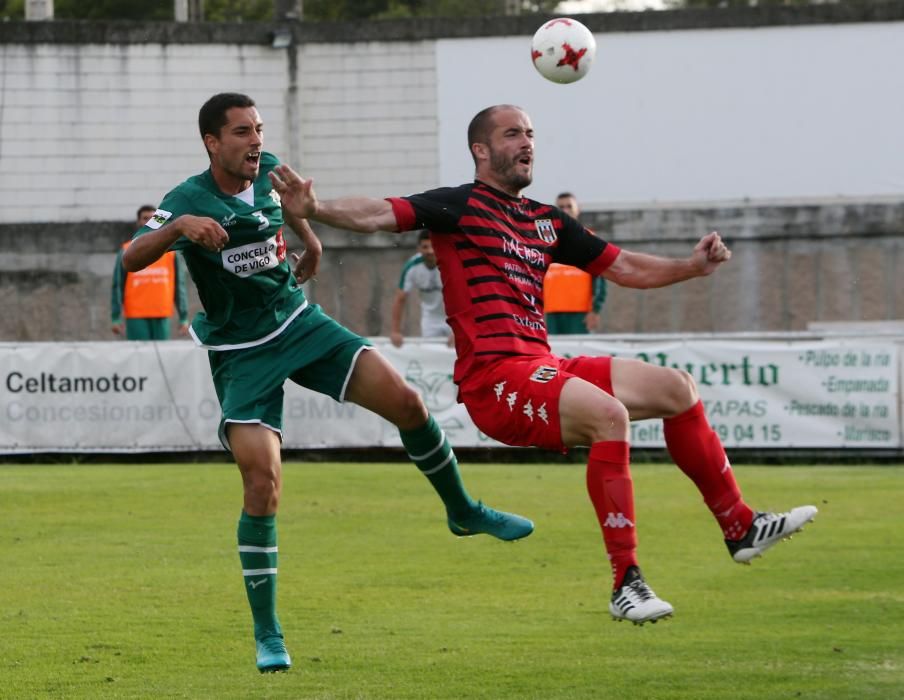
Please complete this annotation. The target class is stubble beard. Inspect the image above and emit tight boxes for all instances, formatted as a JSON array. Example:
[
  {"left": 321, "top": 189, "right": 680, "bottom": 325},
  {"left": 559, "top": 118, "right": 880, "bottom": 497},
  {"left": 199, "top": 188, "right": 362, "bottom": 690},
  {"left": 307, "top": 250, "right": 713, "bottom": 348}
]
[{"left": 490, "top": 150, "right": 532, "bottom": 192}]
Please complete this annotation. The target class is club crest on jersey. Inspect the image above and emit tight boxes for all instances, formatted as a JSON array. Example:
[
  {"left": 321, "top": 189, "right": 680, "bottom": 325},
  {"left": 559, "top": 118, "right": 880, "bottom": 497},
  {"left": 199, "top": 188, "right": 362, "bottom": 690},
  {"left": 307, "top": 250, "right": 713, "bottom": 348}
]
[
  {"left": 146, "top": 209, "right": 172, "bottom": 230},
  {"left": 530, "top": 366, "right": 558, "bottom": 383},
  {"left": 535, "top": 218, "right": 556, "bottom": 244},
  {"left": 269, "top": 189, "right": 281, "bottom": 205}
]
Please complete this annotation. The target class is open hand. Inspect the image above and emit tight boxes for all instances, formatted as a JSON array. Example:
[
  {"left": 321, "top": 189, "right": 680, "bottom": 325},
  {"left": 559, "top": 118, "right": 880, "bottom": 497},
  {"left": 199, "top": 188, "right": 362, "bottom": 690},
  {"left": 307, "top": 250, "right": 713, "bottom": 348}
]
[{"left": 269, "top": 164, "right": 317, "bottom": 220}]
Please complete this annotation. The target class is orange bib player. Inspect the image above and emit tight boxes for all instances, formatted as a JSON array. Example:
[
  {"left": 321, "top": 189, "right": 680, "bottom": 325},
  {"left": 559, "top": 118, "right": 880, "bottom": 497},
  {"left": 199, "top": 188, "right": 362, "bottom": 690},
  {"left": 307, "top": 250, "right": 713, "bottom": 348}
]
[
  {"left": 543, "top": 192, "right": 606, "bottom": 334},
  {"left": 111, "top": 205, "right": 189, "bottom": 340}
]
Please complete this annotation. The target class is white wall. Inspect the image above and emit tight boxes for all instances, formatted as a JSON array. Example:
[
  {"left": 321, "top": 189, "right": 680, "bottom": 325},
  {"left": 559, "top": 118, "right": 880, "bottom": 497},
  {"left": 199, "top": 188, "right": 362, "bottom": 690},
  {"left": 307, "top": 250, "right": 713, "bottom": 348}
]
[
  {"left": 0, "top": 40, "right": 440, "bottom": 223},
  {"left": 2, "top": 20, "right": 903, "bottom": 223},
  {"left": 297, "top": 41, "right": 439, "bottom": 200},
  {"left": 436, "top": 22, "right": 904, "bottom": 207},
  {"left": 0, "top": 44, "right": 291, "bottom": 222}
]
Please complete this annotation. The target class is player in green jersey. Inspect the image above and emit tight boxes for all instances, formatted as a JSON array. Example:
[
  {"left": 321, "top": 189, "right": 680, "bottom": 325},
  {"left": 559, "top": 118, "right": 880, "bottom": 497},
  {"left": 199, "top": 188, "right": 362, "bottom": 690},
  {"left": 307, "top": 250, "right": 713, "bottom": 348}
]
[{"left": 122, "top": 93, "right": 534, "bottom": 674}]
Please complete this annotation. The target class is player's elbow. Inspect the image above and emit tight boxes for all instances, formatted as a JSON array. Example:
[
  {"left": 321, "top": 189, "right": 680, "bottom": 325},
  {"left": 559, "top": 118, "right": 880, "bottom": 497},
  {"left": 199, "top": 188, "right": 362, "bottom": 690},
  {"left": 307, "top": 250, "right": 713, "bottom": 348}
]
[{"left": 121, "top": 249, "right": 145, "bottom": 273}]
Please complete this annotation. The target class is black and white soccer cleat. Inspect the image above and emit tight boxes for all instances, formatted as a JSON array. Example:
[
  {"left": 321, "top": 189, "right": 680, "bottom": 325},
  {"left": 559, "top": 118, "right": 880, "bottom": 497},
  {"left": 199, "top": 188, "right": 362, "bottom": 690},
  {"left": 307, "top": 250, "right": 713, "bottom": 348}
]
[
  {"left": 726, "top": 505, "right": 818, "bottom": 564},
  {"left": 609, "top": 566, "right": 674, "bottom": 626}
]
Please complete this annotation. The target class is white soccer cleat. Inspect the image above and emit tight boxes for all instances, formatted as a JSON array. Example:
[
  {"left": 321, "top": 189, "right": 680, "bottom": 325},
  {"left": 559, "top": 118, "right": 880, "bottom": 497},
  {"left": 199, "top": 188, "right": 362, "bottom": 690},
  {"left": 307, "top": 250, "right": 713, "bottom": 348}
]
[
  {"left": 609, "top": 567, "right": 674, "bottom": 626},
  {"left": 726, "top": 505, "right": 818, "bottom": 564}
]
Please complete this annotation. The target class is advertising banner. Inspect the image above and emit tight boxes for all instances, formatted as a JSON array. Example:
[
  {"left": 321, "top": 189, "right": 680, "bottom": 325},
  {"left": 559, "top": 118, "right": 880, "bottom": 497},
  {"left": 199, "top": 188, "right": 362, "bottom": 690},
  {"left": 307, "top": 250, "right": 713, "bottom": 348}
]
[
  {"left": 550, "top": 339, "right": 900, "bottom": 449},
  {"left": 0, "top": 338, "right": 899, "bottom": 453}
]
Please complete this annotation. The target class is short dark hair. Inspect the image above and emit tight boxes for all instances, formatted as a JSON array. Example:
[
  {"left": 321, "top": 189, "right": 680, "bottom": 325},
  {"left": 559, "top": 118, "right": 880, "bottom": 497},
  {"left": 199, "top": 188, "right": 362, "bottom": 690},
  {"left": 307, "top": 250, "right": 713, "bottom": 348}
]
[
  {"left": 556, "top": 192, "right": 576, "bottom": 201},
  {"left": 417, "top": 230, "right": 431, "bottom": 243},
  {"left": 466, "top": 104, "right": 521, "bottom": 166},
  {"left": 136, "top": 205, "right": 155, "bottom": 219},
  {"left": 198, "top": 92, "right": 256, "bottom": 141}
]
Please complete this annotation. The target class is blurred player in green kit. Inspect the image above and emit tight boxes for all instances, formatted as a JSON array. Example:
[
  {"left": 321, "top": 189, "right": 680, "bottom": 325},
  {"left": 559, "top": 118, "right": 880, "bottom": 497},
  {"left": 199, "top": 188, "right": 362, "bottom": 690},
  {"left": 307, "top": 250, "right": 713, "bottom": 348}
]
[{"left": 122, "top": 93, "right": 533, "bottom": 673}]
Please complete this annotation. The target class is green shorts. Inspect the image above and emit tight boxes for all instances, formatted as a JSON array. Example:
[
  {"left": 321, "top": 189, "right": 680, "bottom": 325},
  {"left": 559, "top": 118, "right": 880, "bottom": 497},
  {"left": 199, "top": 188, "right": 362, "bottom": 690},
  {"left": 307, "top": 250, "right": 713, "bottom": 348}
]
[
  {"left": 126, "top": 317, "right": 171, "bottom": 340},
  {"left": 208, "top": 304, "right": 371, "bottom": 450}
]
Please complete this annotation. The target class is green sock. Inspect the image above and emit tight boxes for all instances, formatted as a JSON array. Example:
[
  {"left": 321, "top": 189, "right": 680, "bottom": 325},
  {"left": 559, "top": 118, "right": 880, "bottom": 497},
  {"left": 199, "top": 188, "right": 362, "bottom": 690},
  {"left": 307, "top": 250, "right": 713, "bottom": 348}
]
[
  {"left": 237, "top": 511, "right": 282, "bottom": 639},
  {"left": 400, "top": 415, "right": 477, "bottom": 520}
]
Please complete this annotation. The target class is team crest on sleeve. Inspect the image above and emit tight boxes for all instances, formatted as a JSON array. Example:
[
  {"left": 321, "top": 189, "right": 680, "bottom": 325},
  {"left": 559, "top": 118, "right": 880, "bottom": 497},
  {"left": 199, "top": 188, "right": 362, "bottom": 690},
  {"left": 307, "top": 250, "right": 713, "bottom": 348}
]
[
  {"left": 146, "top": 209, "right": 172, "bottom": 230},
  {"left": 529, "top": 366, "right": 558, "bottom": 383},
  {"left": 535, "top": 218, "right": 556, "bottom": 244}
]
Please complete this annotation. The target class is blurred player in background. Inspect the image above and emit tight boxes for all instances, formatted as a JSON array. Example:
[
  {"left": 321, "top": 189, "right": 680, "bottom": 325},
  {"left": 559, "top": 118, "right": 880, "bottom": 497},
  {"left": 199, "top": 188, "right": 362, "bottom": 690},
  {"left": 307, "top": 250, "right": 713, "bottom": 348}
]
[
  {"left": 543, "top": 193, "right": 606, "bottom": 334},
  {"left": 122, "top": 93, "right": 533, "bottom": 673},
  {"left": 391, "top": 230, "right": 453, "bottom": 347},
  {"left": 111, "top": 205, "right": 189, "bottom": 340},
  {"left": 268, "top": 104, "right": 818, "bottom": 626}
]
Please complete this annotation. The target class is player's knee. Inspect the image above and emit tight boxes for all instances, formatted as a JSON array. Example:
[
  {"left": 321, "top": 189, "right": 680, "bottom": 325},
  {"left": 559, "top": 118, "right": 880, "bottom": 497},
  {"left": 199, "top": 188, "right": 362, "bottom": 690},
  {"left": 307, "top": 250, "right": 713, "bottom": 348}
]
[
  {"left": 395, "top": 384, "right": 429, "bottom": 429},
  {"left": 602, "top": 399, "right": 630, "bottom": 432},
  {"left": 587, "top": 398, "right": 629, "bottom": 443},
  {"left": 242, "top": 463, "right": 281, "bottom": 512},
  {"left": 664, "top": 369, "right": 698, "bottom": 414}
]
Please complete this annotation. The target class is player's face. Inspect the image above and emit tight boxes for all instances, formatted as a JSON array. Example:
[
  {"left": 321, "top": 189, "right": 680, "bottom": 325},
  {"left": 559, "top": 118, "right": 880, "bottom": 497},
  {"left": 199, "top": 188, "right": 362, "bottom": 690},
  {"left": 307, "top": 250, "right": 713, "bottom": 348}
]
[
  {"left": 556, "top": 196, "right": 579, "bottom": 218},
  {"left": 417, "top": 238, "right": 437, "bottom": 268},
  {"left": 207, "top": 106, "right": 264, "bottom": 188},
  {"left": 485, "top": 108, "right": 534, "bottom": 194}
]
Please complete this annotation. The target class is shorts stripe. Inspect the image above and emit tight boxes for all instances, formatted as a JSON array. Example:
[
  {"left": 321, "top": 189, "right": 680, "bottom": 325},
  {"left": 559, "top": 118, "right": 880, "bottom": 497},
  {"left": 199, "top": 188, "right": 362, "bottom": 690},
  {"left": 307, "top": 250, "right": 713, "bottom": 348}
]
[
  {"left": 194, "top": 300, "right": 309, "bottom": 351},
  {"left": 221, "top": 419, "right": 282, "bottom": 452},
  {"left": 338, "top": 345, "right": 373, "bottom": 402},
  {"left": 242, "top": 568, "right": 277, "bottom": 576}
]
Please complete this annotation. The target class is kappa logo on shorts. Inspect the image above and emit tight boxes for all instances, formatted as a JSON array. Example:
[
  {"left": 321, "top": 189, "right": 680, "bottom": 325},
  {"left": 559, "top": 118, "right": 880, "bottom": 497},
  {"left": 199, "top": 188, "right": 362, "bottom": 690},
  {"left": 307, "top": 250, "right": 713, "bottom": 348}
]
[
  {"left": 529, "top": 366, "right": 558, "bottom": 383},
  {"left": 535, "top": 218, "right": 556, "bottom": 244},
  {"left": 522, "top": 400, "right": 550, "bottom": 425}
]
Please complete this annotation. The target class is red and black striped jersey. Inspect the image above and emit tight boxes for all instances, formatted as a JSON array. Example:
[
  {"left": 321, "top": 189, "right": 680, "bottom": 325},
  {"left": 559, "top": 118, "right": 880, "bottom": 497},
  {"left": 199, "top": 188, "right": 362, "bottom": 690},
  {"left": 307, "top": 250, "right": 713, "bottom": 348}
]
[{"left": 388, "top": 181, "right": 620, "bottom": 383}]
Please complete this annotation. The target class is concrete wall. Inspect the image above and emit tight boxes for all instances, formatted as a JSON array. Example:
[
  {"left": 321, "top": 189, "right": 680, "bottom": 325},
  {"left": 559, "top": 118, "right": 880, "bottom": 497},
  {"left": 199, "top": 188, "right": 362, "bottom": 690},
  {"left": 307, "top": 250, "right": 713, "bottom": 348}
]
[
  {"left": 2, "top": 201, "right": 901, "bottom": 341},
  {"left": 1, "top": 5, "right": 902, "bottom": 341}
]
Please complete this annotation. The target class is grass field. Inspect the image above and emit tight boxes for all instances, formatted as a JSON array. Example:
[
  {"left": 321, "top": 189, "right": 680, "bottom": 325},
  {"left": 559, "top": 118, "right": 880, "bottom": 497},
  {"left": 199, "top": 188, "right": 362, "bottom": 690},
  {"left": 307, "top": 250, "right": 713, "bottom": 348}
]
[{"left": 1, "top": 460, "right": 901, "bottom": 699}]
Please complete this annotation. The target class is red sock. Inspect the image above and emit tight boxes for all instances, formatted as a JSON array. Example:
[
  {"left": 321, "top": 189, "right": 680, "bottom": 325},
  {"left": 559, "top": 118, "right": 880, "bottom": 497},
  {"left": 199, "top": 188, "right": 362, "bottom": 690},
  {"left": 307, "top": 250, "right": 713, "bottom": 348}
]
[
  {"left": 586, "top": 441, "right": 638, "bottom": 590},
  {"left": 663, "top": 400, "right": 754, "bottom": 540}
]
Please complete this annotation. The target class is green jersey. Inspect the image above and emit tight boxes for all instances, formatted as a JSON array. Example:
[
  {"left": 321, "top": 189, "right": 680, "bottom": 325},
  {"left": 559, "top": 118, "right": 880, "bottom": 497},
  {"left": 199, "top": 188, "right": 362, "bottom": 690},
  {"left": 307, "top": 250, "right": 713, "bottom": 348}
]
[{"left": 136, "top": 152, "right": 307, "bottom": 350}]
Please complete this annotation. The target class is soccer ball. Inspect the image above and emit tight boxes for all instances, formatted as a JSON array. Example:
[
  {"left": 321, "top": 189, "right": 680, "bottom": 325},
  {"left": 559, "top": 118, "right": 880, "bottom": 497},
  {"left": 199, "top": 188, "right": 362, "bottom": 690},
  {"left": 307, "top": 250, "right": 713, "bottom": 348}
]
[{"left": 531, "top": 18, "right": 596, "bottom": 84}]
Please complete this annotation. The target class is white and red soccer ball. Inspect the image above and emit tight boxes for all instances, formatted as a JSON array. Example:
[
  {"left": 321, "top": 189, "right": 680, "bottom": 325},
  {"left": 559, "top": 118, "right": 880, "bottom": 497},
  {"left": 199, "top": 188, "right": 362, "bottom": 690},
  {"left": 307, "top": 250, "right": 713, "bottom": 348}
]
[{"left": 531, "top": 18, "right": 597, "bottom": 84}]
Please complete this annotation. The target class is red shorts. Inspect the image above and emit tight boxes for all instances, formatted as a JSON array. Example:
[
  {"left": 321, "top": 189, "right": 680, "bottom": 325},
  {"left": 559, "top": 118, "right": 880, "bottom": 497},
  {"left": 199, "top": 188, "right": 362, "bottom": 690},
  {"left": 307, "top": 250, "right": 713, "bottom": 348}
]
[{"left": 458, "top": 354, "right": 613, "bottom": 451}]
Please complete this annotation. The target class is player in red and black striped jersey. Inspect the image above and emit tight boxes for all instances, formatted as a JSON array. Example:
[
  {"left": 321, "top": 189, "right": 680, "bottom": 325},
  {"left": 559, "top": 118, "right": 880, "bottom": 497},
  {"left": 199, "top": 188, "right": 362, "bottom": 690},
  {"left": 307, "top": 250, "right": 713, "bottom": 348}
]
[{"left": 269, "top": 104, "right": 818, "bottom": 625}]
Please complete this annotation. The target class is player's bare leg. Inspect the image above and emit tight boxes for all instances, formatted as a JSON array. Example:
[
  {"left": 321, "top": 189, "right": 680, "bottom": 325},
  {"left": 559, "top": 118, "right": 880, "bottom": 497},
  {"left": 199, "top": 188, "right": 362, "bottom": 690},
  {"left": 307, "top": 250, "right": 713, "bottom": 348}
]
[
  {"left": 228, "top": 423, "right": 291, "bottom": 672},
  {"left": 345, "top": 349, "right": 533, "bottom": 540},
  {"left": 611, "top": 357, "right": 817, "bottom": 563},
  {"left": 560, "top": 377, "right": 673, "bottom": 625}
]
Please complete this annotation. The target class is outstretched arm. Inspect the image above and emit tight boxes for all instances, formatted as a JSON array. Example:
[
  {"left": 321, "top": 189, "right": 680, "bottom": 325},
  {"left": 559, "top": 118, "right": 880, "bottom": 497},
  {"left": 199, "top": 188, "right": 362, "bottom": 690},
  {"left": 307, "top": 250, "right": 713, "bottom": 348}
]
[
  {"left": 602, "top": 232, "right": 731, "bottom": 289},
  {"left": 269, "top": 164, "right": 399, "bottom": 234}
]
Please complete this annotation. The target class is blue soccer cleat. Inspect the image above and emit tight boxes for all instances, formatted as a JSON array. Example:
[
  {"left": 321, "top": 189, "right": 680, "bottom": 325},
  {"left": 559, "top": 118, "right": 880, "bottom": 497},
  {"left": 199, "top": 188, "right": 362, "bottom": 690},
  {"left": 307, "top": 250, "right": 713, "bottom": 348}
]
[
  {"left": 256, "top": 633, "right": 291, "bottom": 673},
  {"left": 447, "top": 500, "right": 534, "bottom": 541}
]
